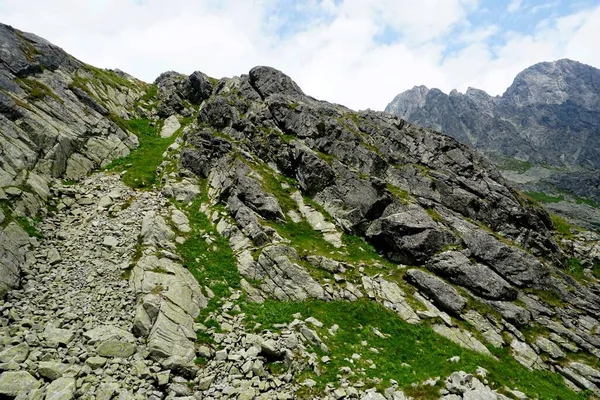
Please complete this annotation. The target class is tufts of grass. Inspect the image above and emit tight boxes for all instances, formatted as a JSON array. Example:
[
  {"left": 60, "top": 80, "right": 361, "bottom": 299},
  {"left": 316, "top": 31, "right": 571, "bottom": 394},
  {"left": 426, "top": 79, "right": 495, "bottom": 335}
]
[
  {"left": 522, "top": 288, "right": 565, "bottom": 308},
  {"left": 574, "top": 195, "right": 600, "bottom": 209},
  {"left": 105, "top": 118, "right": 176, "bottom": 189},
  {"left": 250, "top": 161, "right": 299, "bottom": 214},
  {"left": 386, "top": 184, "right": 410, "bottom": 204},
  {"left": 86, "top": 66, "right": 138, "bottom": 90},
  {"left": 243, "top": 299, "right": 586, "bottom": 400},
  {"left": 425, "top": 208, "right": 445, "bottom": 223},
  {"left": 500, "top": 158, "right": 533, "bottom": 173},
  {"left": 18, "top": 78, "right": 63, "bottom": 103},
  {"left": 16, "top": 216, "right": 44, "bottom": 239},
  {"left": 1, "top": 201, "right": 43, "bottom": 238}
]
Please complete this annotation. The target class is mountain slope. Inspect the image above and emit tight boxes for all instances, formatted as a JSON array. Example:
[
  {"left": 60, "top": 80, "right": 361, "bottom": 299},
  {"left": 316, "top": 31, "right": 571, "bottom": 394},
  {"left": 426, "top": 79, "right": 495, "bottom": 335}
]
[{"left": 2, "top": 23, "right": 600, "bottom": 400}]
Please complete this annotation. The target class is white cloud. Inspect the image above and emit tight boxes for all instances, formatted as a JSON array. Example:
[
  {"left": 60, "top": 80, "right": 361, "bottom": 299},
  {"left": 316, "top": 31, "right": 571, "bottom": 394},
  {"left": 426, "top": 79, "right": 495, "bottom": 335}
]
[
  {"left": 0, "top": 0, "right": 598, "bottom": 110},
  {"left": 508, "top": 0, "right": 523, "bottom": 13}
]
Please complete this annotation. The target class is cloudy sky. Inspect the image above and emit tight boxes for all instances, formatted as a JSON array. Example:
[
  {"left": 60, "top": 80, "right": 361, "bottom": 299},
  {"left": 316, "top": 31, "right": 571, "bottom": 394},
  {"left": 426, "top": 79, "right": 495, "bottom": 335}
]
[{"left": 1, "top": 0, "right": 599, "bottom": 110}]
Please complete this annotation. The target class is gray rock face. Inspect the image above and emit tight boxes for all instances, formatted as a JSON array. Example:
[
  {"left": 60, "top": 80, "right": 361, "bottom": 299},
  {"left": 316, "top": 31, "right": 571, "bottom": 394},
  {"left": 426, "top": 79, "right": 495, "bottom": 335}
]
[{"left": 404, "top": 269, "right": 467, "bottom": 314}]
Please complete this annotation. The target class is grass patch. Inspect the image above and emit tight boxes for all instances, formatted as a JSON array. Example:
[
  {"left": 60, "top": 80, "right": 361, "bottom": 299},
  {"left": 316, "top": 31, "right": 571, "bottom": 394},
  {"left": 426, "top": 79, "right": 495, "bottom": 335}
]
[
  {"left": 500, "top": 158, "right": 533, "bottom": 173},
  {"left": 523, "top": 191, "right": 564, "bottom": 204},
  {"left": 567, "top": 257, "right": 584, "bottom": 276},
  {"left": 105, "top": 118, "right": 176, "bottom": 189},
  {"left": 0, "top": 202, "right": 43, "bottom": 238},
  {"left": 176, "top": 199, "right": 240, "bottom": 299},
  {"left": 86, "top": 66, "right": 138, "bottom": 90},
  {"left": 16, "top": 216, "right": 44, "bottom": 239},
  {"left": 264, "top": 217, "right": 392, "bottom": 271},
  {"left": 138, "top": 85, "right": 158, "bottom": 103},
  {"left": 243, "top": 299, "right": 586, "bottom": 399},
  {"left": 251, "top": 162, "right": 299, "bottom": 214},
  {"left": 551, "top": 214, "right": 578, "bottom": 238},
  {"left": 522, "top": 288, "right": 565, "bottom": 308},
  {"left": 574, "top": 195, "right": 600, "bottom": 209}
]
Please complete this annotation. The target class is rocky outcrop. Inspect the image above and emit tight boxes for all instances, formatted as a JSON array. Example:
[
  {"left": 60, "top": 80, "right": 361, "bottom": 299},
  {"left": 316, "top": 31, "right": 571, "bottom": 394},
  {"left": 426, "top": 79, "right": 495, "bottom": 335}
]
[
  {"left": 132, "top": 206, "right": 207, "bottom": 375},
  {"left": 404, "top": 269, "right": 467, "bottom": 315}
]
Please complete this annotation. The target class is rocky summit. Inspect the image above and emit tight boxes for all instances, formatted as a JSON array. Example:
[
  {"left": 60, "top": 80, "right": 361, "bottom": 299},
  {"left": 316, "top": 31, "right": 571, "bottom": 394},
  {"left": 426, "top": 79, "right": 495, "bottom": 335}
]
[
  {"left": 2, "top": 23, "right": 600, "bottom": 400},
  {"left": 385, "top": 59, "right": 600, "bottom": 231}
]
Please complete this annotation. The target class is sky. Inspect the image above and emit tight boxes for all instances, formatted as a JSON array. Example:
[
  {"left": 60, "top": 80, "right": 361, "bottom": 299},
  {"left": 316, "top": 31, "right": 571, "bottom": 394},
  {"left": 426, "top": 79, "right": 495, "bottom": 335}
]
[{"left": 1, "top": 0, "right": 599, "bottom": 110}]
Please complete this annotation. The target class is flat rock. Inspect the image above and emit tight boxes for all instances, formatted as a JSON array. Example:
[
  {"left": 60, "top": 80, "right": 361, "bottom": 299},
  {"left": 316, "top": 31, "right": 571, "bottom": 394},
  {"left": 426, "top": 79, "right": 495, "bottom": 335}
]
[
  {"left": 38, "top": 361, "right": 69, "bottom": 380},
  {"left": 97, "top": 340, "right": 137, "bottom": 358},
  {"left": 42, "top": 327, "right": 75, "bottom": 347},
  {"left": 47, "top": 247, "right": 62, "bottom": 265},
  {"left": 0, "top": 342, "right": 29, "bottom": 363},
  {"left": 160, "top": 115, "right": 181, "bottom": 138}
]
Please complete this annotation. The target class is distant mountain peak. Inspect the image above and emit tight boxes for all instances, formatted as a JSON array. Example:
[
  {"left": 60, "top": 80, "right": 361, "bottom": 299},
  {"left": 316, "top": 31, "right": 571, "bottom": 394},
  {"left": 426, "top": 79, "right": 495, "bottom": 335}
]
[{"left": 386, "top": 59, "right": 600, "bottom": 170}]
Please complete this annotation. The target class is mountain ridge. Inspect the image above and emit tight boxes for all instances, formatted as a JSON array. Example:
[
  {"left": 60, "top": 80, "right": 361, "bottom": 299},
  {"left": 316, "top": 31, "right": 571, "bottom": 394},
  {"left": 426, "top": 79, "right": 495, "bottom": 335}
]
[
  {"left": 2, "top": 22, "right": 600, "bottom": 399},
  {"left": 386, "top": 58, "right": 600, "bottom": 169}
]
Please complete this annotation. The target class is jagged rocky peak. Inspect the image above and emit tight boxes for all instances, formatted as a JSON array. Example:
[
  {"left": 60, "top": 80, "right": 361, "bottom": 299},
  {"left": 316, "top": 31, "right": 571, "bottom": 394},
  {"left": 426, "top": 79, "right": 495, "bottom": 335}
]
[
  {"left": 386, "top": 84, "right": 430, "bottom": 117},
  {"left": 0, "top": 23, "right": 79, "bottom": 77},
  {"left": 503, "top": 59, "right": 600, "bottom": 108}
]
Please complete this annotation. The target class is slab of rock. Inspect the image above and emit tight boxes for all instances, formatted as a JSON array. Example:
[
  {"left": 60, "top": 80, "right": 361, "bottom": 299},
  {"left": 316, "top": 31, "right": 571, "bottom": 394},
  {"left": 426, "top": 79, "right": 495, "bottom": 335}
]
[
  {"left": 461, "top": 310, "right": 504, "bottom": 348},
  {"left": 426, "top": 251, "right": 517, "bottom": 300},
  {"left": 405, "top": 269, "right": 467, "bottom": 314},
  {"left": 141, "top": 211, "right": 175, "bottom": 247},
  {"left": 45, "top": 377, "right": 75, "bottom": 400},
  {"left": 160, "top": 115, "right": 181, "bottom": 138},
  {"left": 85, "top": 356, "right": 108, "bottom": 369},
  {"left": 432, "top": 325, "right": 491, "bottom": 355},
  {"left": 0, "top": 371, "right": 41, "bottom": 397},
  {"left": 102, "top": 235, "right": 119, "bottom": 248},
  {"left": 162, "top": 179, "right": 200, "bottom": 203},
  {"left": 510, "top": 339, "right": 545, "bottom": 370},
  {"left": 42, "top": 327, "right": 75, "bottom": 347},
  {"left": 0, "top": 223, "right": 30, "bottom": 297},
  {"left": 362, "top": 276, "right": 419, "bottom": 324},
  {"left": 47, "top": 247, "right": 62, "bottom": 265},
  {"left": 84, "top": 325, "right": 135, "bottom": 344}
]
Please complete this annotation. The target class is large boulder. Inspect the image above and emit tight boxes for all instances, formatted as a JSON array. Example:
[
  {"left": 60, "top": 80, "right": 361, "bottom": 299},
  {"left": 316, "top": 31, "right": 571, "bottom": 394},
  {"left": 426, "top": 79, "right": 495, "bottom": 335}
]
[
  {"left": 249, "top": 66, "right": 305, "bottom": 99},
  {"left": 366, "top": 206, "right": 457, "bottom": 264},
  {"left": 0, "top": 222, "right": 30, "bottom": 297},
  {"left": 0, "top": 371, "right": 41, "bottom": 397}
]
